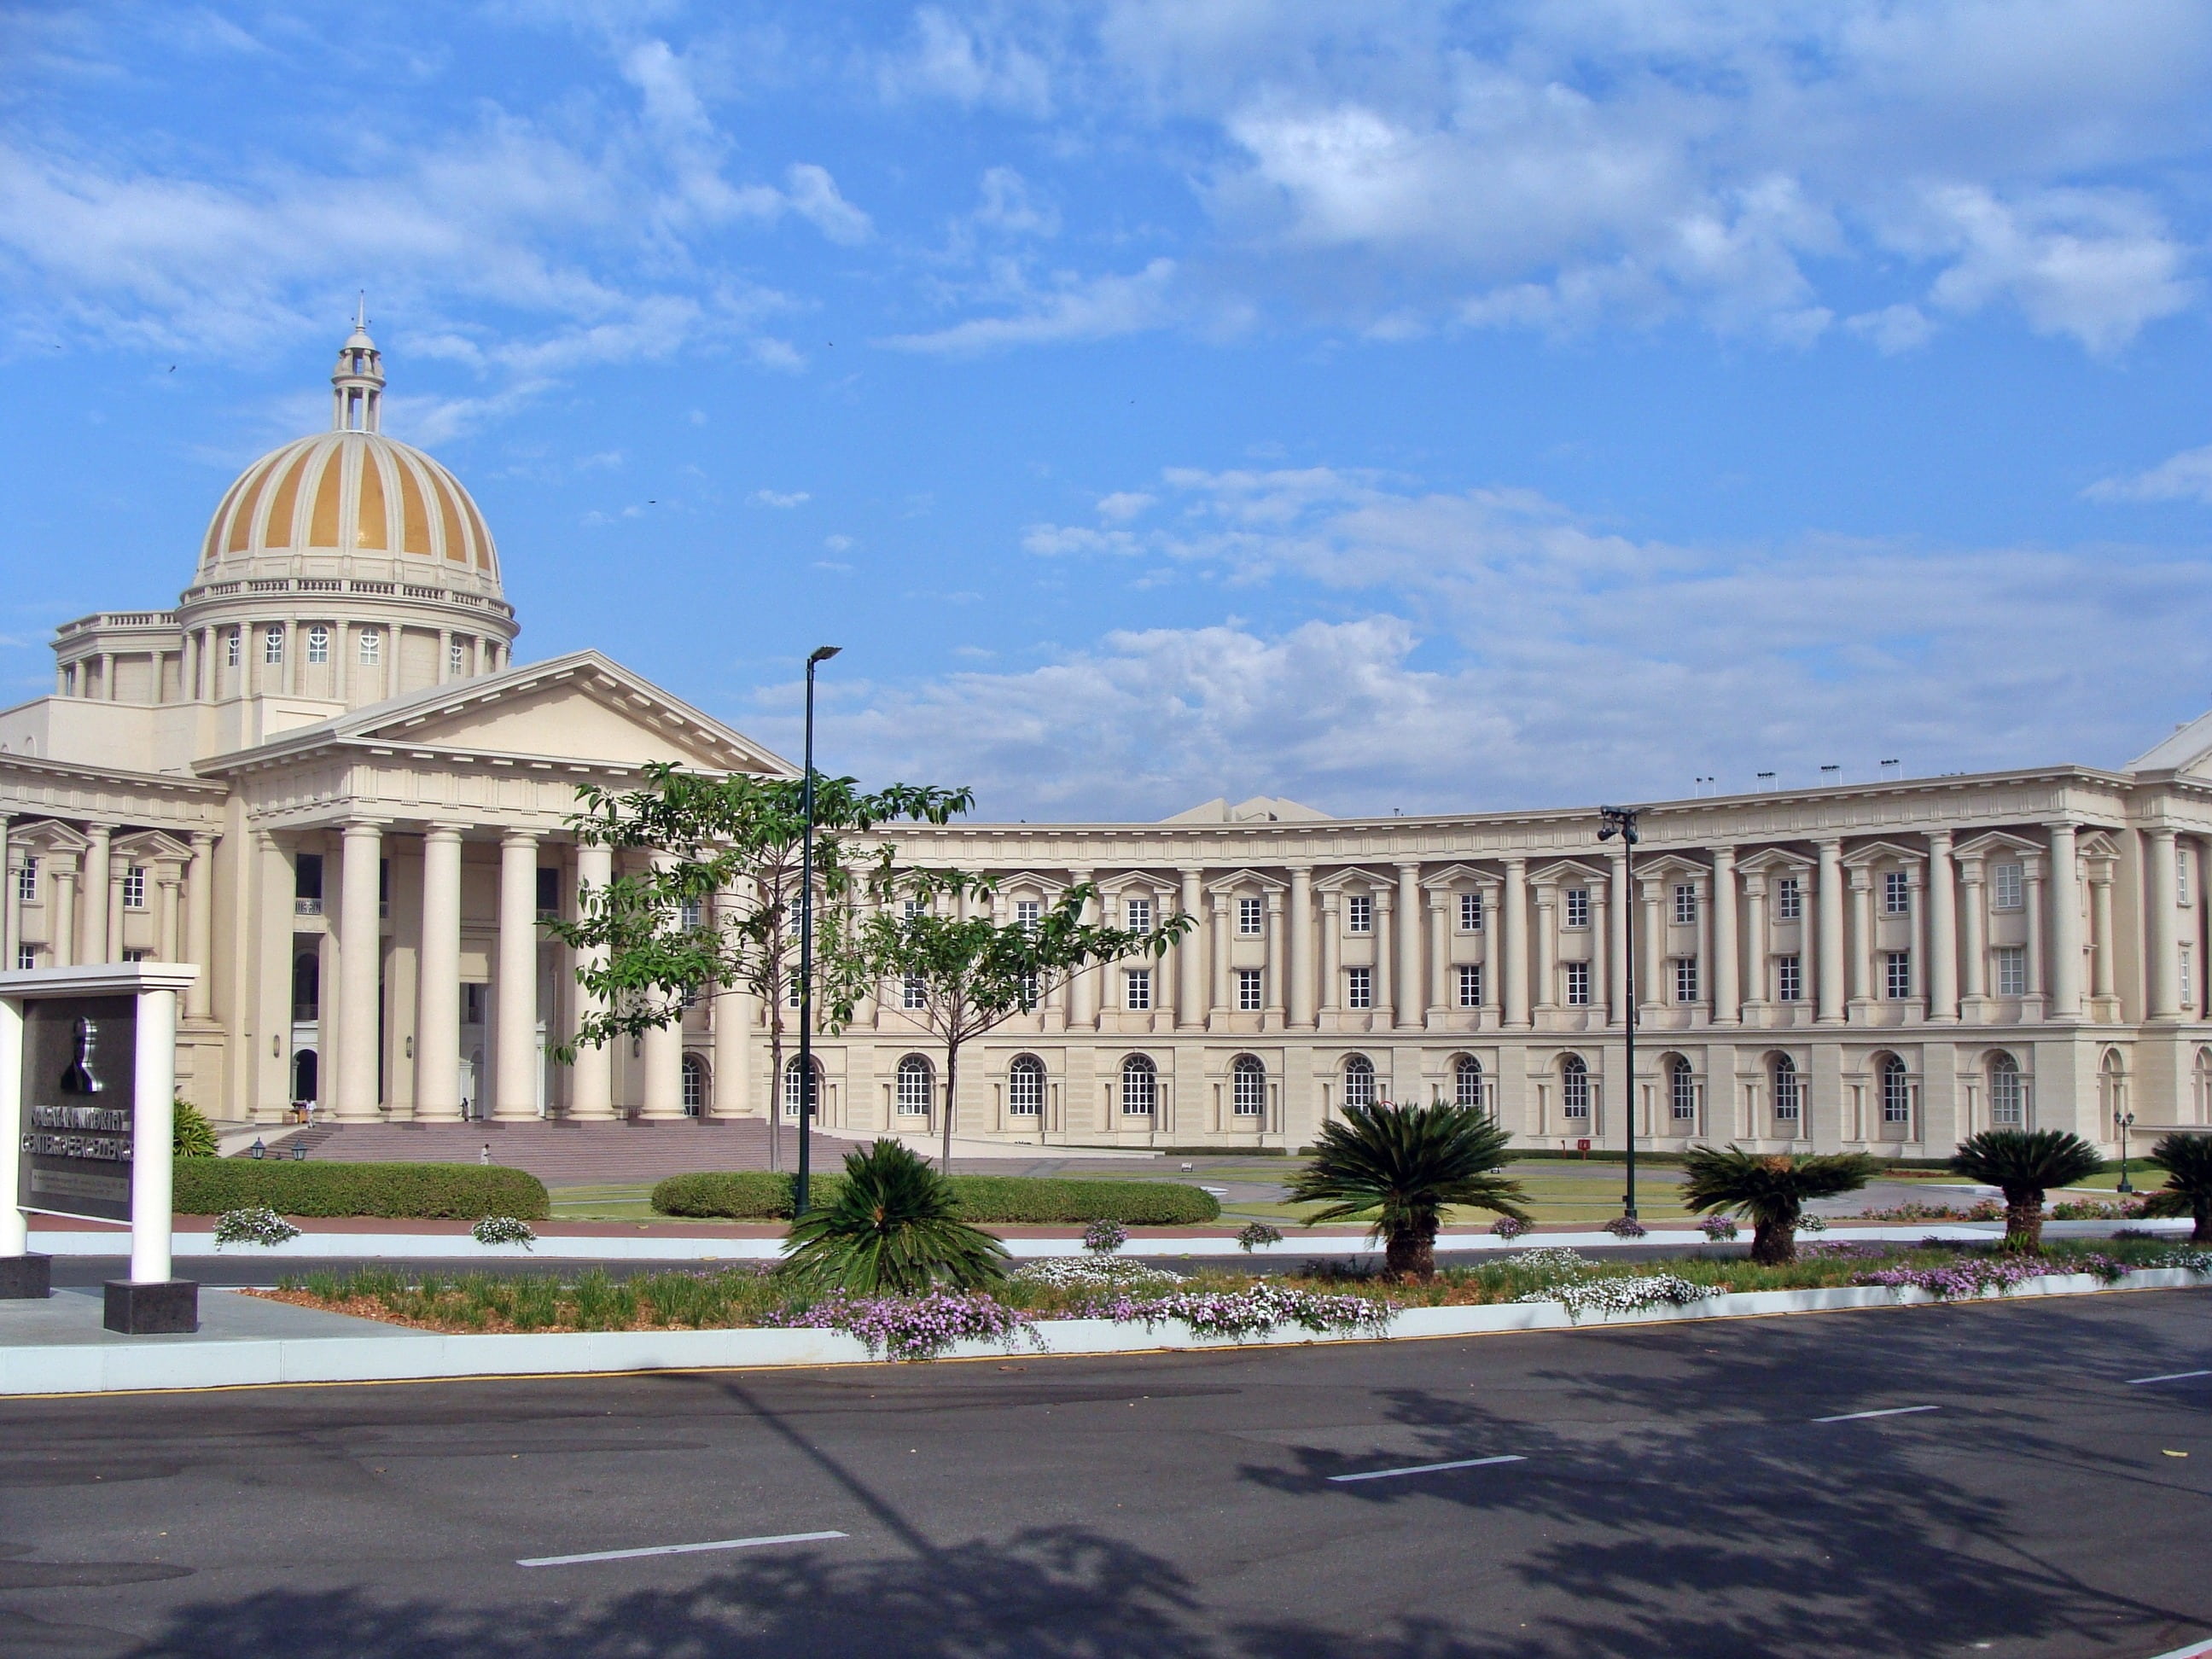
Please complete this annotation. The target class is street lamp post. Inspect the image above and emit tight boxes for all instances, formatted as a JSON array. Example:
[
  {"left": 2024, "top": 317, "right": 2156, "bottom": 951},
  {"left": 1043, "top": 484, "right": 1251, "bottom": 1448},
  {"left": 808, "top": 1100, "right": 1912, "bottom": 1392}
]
[
  {"left": 2116, "top": 1109, "right": 2138, "bottom": 1195},
  {"left": 1597, "top": 805, "right": 1641, "bottom": 1220},
  {"left": 793, "top": 644, "right": 841, "bottom": 1217}
]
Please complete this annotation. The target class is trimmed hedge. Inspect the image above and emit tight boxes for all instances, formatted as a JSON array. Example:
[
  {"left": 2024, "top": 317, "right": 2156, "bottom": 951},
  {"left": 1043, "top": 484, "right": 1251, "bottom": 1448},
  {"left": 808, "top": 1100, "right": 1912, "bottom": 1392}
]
[
  {"left": 173, "top": 1160, "right": 550, "bottom": 1220},
  {"left": 652, "top": 1170, "right": 1220, "bottom": 1225}
]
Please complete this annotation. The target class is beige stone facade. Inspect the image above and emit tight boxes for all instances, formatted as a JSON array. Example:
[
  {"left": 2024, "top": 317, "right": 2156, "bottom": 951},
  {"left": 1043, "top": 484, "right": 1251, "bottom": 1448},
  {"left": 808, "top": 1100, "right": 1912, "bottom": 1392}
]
[{"left": 7, "top": 326, "right": 2211, "bottom": 1156}]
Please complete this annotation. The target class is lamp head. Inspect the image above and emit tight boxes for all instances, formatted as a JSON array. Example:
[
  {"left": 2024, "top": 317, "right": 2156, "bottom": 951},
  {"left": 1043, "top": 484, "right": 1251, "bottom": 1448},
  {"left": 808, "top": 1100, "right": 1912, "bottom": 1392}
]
[
  {"left": 1598, "top": 825, "right": 1615, "bottom": 842},
  {"left": 807, "top": 644, "right": 842, "bottom": 667}
]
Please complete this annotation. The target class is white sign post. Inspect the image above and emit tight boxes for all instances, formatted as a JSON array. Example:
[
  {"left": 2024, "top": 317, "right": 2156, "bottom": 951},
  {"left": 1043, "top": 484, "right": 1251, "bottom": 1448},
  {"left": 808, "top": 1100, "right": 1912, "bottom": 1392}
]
[{"left": 0, "top": 963, "right": 199, "bottom": 1331}]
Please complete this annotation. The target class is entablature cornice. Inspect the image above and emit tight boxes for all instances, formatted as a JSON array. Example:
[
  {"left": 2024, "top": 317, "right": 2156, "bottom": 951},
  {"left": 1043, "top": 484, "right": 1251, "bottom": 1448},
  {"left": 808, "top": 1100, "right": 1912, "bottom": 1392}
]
[{"left": 0, "top": 755, "right": 227, "bottom": 834}]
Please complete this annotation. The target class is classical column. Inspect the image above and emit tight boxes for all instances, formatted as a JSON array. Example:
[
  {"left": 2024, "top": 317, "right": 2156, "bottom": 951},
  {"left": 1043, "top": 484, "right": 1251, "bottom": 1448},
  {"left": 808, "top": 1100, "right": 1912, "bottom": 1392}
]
[
  {"left": 1742, "top": 875, "right": 1769, "bottom": 1016},
  {"left": 2146, "top": 828, "right": 2181, "bottom": 1019},
  {"left": 1502, "top": 859, "right": 1529, "bottom": 1028},
  {"left": 1608, "top": 848, "right": 1630, "bottom": 1020},
  {"left": 49, "top": 861, "right": 75, "bottom": 969},
  {"left": 1320, "top": 891, "right": 1342, "bottom": 1016},
  {"left": 568, "top": 840, "right": 614, "bottom": 1118},
  {"left": 1397, "top": 862, "right": 1424, "bottom": 1030},
  {"left": 282, "top": 620, "right": 298, "bottom": 695},
  {"left": 1533, "top": 886, "right": 1558, "bottom": 1013},
  {"left": 155, "top": 869, "right": 181, "bottom": 963},
  {"left": 1959, "top": 863, "right": 1989, "bottom": 1013},
  {"left": 416, "top": 826, "right": 465, "bottom": 1121},
  {"left": 1711, "top": 847, "right": 1739, "bottom": 1026},
  {"left": 436, "top": 627, "right": 453, "bottom": 685},
  {"left": 0, "top": 819, "right": 18, "bottom": 969},
  {"left": 1480, "top": 878, "right": 1500, "bottom": 1021},
  {"left": 334, "top": 820, "right": 384, "bottom": 1121},
  {"left": 1814, "top": 840, "right": 1846, "bottom": 1026},
  {"left": 637, "top": 851, "right": 685, "bottom": 1120},
  {"left": 1068, "top": 870, "right": 1098, "bottom": 1029},
  {"left": 1288, "top": 867, "right": 1316, "bottom": 1027},
  {"left": 2091, "top": 868, "right": 2117, "bottom": 1013},
  {"left": 1639, "top": 876, "right": 1663, "bottom": 1013},
  {"left": 79, "top": 824, "right": 111, "bottom": 965},
  {"left": 1926, "top": 832, "right": 1959, "bottom": 1023},
  {"left": 183, "top": 832, "right": 215, "bottom": 1016},
  {"left": 1264, "top": 890, "right": 1286, "bottom": 1023},
  {"left": 1374, "top": 890, "right": 1394, "bottom": 1022},
  {"left": 1177, "top": 869, "right": 1205, "bottom": 1030},
  {"left": 107, "top": 862, "right": 125, "bottom": 962},
  {"left": 2046, "top": 822, "right": 2083, "bottom": 1021},
  {"left": 1425, "top": 888, "right": 1448, "bottom": 1022},
  {"left": 493, "top": 831, "right": 541, "bottom": 1120},
  {"left": 711, "top": 884, "right": 753, "bottom": 1119},
  {"left": 2023, "top": 861, "right": 2046, "bottom": 1016},
  {"left": 1847, "top": 868, "right": 1873, "bottom": 1017},
  {"left": 1590, "top": 878, "right": 1610, "bottom": 1022},
  {"left": 1208, "top": 891, "right": 1231, "bottom": 1022}
]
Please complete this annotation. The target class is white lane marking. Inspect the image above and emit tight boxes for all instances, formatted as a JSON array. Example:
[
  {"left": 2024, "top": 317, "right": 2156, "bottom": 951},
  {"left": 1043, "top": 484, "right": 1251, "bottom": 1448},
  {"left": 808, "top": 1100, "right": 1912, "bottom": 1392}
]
[
  {"left": 2142, "top": 1639, "right": 2212, "bottom": 1659},
  {"left": 1813, "top": 1406, "right": 1941, "bottom": 1423},
  {"left": 1329, "top": 1454, "right": 1527, "bottom": 1483},
  {"left": 2128, "top": 1369, "right": 2212, "bottom": 1386},
  {"left": 518, "top": 1530, "right": 847, "bottom": 1568}
]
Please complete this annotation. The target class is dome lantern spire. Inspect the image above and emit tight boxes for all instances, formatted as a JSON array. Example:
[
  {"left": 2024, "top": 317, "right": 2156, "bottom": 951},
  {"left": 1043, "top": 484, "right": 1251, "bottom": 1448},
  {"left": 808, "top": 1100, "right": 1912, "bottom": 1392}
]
[{"left": 331, "top": 295, "right": 384, "bottom": 433}]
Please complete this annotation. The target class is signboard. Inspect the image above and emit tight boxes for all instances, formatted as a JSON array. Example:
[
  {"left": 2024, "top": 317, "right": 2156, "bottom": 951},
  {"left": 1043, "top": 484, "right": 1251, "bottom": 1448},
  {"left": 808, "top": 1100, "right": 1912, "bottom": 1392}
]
[
  {"left": 16, "top": 995, "right": 137, "bottom": 1223},
  {"left": 1576, "top": 1137, "right": 1592, "bottom": 1155}
]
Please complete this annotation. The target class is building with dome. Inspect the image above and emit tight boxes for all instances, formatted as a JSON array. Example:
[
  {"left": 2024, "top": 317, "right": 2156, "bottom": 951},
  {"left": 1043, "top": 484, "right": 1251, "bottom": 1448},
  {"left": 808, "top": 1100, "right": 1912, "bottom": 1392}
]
[{"left": 4, "top": 324, "right": 2212, "bottom": 1161}]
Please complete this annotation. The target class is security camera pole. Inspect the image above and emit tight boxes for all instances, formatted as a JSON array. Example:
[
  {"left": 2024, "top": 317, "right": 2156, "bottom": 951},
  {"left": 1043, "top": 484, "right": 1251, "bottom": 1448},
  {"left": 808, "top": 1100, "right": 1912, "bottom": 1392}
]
[
  {"left": 1597, "top": 805, "right": 1641, "bottom": 1220},
  {"left": 793, "top": 643, "right": 841, "bottom": 1217}
]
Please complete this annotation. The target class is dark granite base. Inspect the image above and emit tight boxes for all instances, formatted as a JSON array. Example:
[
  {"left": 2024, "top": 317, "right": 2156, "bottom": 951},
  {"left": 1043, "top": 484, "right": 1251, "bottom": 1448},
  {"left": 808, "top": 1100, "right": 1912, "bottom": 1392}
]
[
  {"left": 0, "top": 1254, "right": 52, "bottom": 1299},
  {"left": 104, "top": 1279, "right": 200, "bottom": 1335}
]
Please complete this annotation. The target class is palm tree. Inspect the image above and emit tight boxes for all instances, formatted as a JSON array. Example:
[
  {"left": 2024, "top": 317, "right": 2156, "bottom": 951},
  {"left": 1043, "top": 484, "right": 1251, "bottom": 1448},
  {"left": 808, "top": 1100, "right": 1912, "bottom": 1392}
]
[
  {"left": 1680, "top": 1146, "right": 1882, "bottom": 1265},
  {"left": 1286, "top": 1102, "right": 1529, "bottom": 1280},
  {"left": 1950, "top": 1129, "right": 2104, "bottom": 1253},
  {"left": 779, "top": 1138, "right": 1010, "bottom": 1294},
  {"left": 2148, "top": 1133, "right": 2212, "bottom": 1243}
]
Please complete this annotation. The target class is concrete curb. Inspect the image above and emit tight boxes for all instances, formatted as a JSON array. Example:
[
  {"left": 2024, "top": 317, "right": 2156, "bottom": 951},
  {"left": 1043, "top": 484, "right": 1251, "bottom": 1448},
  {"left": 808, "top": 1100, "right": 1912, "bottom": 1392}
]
[{"left": 2, "top": 1267, "right": 2200, "bottom": 1397}]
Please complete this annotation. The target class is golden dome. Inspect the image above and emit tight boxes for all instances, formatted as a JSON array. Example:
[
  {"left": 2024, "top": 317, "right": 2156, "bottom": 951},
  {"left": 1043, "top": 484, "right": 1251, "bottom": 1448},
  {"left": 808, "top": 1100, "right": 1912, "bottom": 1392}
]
[{"left": 196, "top": 428, "right": 500, "bottom": 582}]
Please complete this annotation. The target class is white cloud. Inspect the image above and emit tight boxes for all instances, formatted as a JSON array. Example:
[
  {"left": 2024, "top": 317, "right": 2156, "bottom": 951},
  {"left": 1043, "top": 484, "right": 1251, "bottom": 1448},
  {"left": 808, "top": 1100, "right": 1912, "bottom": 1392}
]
[
  {"left": 881, "top": 257, "right": 1178, "bottom": 354},
  {"left": 1846, "top": 303, "right": 1936, "bottom": 354},
  {"left": 2084, "top": 442, "right": 2212, "bottom": 504},
  {"left": 751, "top": 488, "right": 811, "bottom": 508},
  {"left": 1096, "top": 491, "right": 1154, "bottom": 521},
  {"left": 876, "top": 6, "right": 1055, "bottom": 116}
]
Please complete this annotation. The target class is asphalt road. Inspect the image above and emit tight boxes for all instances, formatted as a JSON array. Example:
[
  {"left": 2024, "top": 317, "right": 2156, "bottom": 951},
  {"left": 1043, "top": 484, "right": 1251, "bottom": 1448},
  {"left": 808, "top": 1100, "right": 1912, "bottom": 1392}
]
[{"left": 4, "top": 1290, "right": 2210, "bottom": 1658}]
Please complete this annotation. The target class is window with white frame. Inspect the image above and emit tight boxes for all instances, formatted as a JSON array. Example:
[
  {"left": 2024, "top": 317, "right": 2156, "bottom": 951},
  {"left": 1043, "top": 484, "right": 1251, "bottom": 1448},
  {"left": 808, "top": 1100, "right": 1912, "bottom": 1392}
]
[
  {"left": 1674, "top": 958, "right": 1699, "bottom": 1004},
  {"left": 786, "top": 975, "right": 801, "bottom": 1008},
  {"left": 1015, "top": 899, "right": 1039, "bottom": 931},
  {"left": 1992, "top": 861, "right": 2023, "bottom": 911},
  {"left": 1125, "top": 896, "right": 1152, "bottom": 932},
  {"left": 1453, "top": 1053, "right": 1482, "bottom": 1109},
  {"left": 1883, "top": 870, "right": 1910, "bottom": 915},
  {"left": 895, "top": 1054, "right": 933, "bottom": 1115},
  {"left": 1773, "top": 1055, "right": 1802, "bottom": 1124},
  {"left": 1236, "top": 968, "right": 1262, "bottom": 1011},
  {"left": 902, "top": 974, "right": 926, "bottom": 1010},
  {"left": 1121, "top": 1054, "right": 1158, "bottom": 1114},
  {"left": 306, "top": 625, "right": 330, "bottom": 664},
  {"left": 1343, "top": 1053, "right": 1377, "bottom": 1108},
  {"left": 1674, "top": 883, "right": 1697, "bottom": 924},
  {"left": 1459, "top": 890, "right": 1483, "bottom": 931},
  {"left": 1776, "top": 955, "right": 1802, "bottom": 1001},
  {"left": 904, "top": 896, "right": 928, "bottom": 920},
  {"left": 1988, "top": 1053, "right": 2025, "bottom": 1126},
  {"left": 117, "top": 947, "right": 146, "bottom": 964},
  {"left": 358, "top": 628, "right": 381, "bottom": 665},
  {"left": 1457, "top": 963, "right": 1482, "bottom": 1008},
  {"left": 1776, "top": 876, "right": 1802, "bottom": 921},
  {"left": 1994, "top": 945, "right": 2028, "bottom": 998},
  {"left": 784, "top": 1055, "right": 818, "bottom": 1118},
  {"left": 14, "top": 945, "right": 32, "bottom": 970},
  {"left": 1125, "top": 968, "right": 1152, "bottom": 1010},
  {"left": 15, "top": 858, "right": 35, "bottom": 903},
  {"left": 1881, "top": 1056, "right": 1912, "bottom": 1125},
  {"left": 1345, "top": 966, "right": 1372, "bottom": 1010},
  {"left": 121, "top": 866, "right": 146, "bottom": 909},
  {"left": 1008, "top": 1054, "right": 1045, "bottom": 1116},
  {"left": 678, "top": 897, "right": 702, "bottom": 931},
  {"left": 225, "top": 630, "right": 242, "bottom": 667},
  {"left": 680, "top": 1054, "right": 705, "bottom": 1115},
  {"left": 1561, "top": 1054, "right": 1590, "bottom": 1118},
  {"left": 1232, "top": 1054, "right": 1266, "bottom": 1116},
  {"left": 1018, "top": 969, "right": 1040, "bottom": 1007},
  {"left": 1237, "top": 895, "right": 1262, "bottom": 935},
  {"left": 1347, "top": 894, "right": 1372, "bottom": 933},
  {"left": 1669, "top": 1057, "right": 1697, "bottom": 1121},
  {"left": 449, "top": 639, "right": 466, "bottom": 676},
  {"left": 1564, "top": 961, "right": 1591, "bottom": 1005},
  {"left": 263, "top": 625, "right": 284, "bottom": 665},
  {"left": 2182, "top": 847, "right": 2193, "bottom": 906},
  {"left": 1563, "top": 888, "right": 1590, "bottom": 928},
  {"left": 1884, "top": 951, "right": 1912, "bottom": 999}
]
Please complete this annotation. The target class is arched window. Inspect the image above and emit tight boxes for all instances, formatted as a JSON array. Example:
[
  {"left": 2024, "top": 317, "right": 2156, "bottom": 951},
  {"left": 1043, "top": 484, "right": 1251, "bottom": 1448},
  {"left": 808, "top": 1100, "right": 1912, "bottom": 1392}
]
[
  {"left": 358, "top": 628, "right": 381, "bottom": 666},
  {"left": 291, "top": 1048, "right": 317, "bottom": 1105},
  {"left": 681, "top": 1053, "right": 707, "bottom": 1116},
  {"left": 1343, "top": 1053, "right": 1377, "bottom": 1109},
  {"left": 1668, "top": 1056, "right": 1697, "bottom": 1123},
  {"left": 263, "top": 625, "right": 284, "bottom": 665},
  {"left": 291, "top": 952, "right": 319, "bottom": 1021},
  {"left": 784, "top": 1054, "right": 824, "bottom": 1120},
  {"left": 1561, "top": 1054, "right": 1589, "bottom": 1119},
  {"left": 1453, "top": 1053, "right": 1483, "bottom": 1111},
  {"left": 1773, "top": 1054, "right": 1802, "bottom": 1130},
  {"left": 1988, "top": 1052, "right": 2025, "bottom": 1126},
  {"left": 2194, "top": 1049, "right": 2212, "bottom": 1124},
  {"left": 1231, "top": 1054, "right": 1266, "bottom": 1117},
  {"left": 306, "top": 625, "right": 330, "bottom": 664},
  {"left": 1121, "top": 1054, "right": 1158, "bottom": 1115},
  {"left": 1007, "top": 1054, "right": 1045, "bottom": 1117},
  {"left": 894, "top": 1054, "right": 933, "bottom": 1117},
  {"left": 1881, "top": 1055, "right": 1912, "bottom": 1126}
]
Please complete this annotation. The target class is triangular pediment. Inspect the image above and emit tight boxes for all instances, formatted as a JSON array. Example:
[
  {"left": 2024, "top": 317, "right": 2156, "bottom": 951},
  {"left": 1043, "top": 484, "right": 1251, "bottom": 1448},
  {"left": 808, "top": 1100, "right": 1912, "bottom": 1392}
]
[
  {"left": 1840, "top": 839, "right": 1926, "bottom": 869},
  {"left": 1528, "top": 859, "right": 1606, "bottom": 887},
  {"left": 1204, "top": 867, "right": 1287, "bottom": 896}
]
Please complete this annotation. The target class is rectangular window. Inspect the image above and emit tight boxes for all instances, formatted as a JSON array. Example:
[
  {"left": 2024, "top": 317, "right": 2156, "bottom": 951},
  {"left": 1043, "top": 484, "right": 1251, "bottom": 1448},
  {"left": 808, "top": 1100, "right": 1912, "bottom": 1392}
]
[
  {"left": 294, "top": 853, "right": 323, "bottom": 916},
  {"left": 1776, "top": 876, "right": 1802, "bottom": 921},
  {"left": 15, "top": 945, "right": 32, "bottom": 970},
  {"left": 902, "top": 975, "right": 926, "bottom": 1010},
  {"left": 1015, "top": 899, "right": 1039, "bottom": 931},
  {"left": 449, "top": 640, "right": 466, "bottom": 676},
  {"left": 1883, "top": 870, "right": 1910, "bottom": 915},
  {"left": 1347, "top": 894, "right": 1372, "bottom": 934},
  {"left": 1674, "top": 958, "right": 1698, "bottom": 1004},
  {"left": 1125, "top": 897, "right": 1152, "bottom": 933},
  {"left": 678, "top": 898, "right": 702, "bottom": 931},
  {"left": 1346, "top": 966, "right": 1372, "bottom": 1010},
  {"left": 358, "top": 629, "right": 381, "bottom": 666},
  {"left": 1884, "top": 950, "right": 1912, "bottom": 999},
  {"left": 1776, "top": 955, "right": 1802, "bottom": 1002},
  {"left": 1459, "top": 890, "right": 1482, "bottom": 931},
  {"left": 1125, "top": 968, "right": 1152, "bottom": 1010},
  {"left": 1994, "top": 945, "right": 2028, "bottom": 998},
  {"left": 1564, "top": 961, "right": 1591, "bottom": 1005},
  {"left": 1018, "top": 969, "right": 1039, "bottom": 1007},
  {"left": 306, "top": 626, "right": 330, "bottom": 664},
  {"left": 536, "top": 867, "right": 561, "bottom": 917},
  {"left": 15, "top": 858, "right": 35, "bottom": 902},
  {"left": 120, "top": 866, "right": 146, "bottom": 910},
  {"left": 1237, "top": 968, "right": 1263, "bottom": 1011},
  {"left": 1237, "top": 895, "right": 1263, "bottom": 935},
  {"left": 1563, "top": 888, "right": 1589, "bottom": 928},
  {"left": 1457, "top": 963, "right": 1482, "bottom": 1008},
  {"left": 263, "top": 626, "right": 284, "bottom": 665},
  {"left": 787, "top": 976, "right": 801, "bottom": 1009},
  {"left": 1674, "top": 883, "right": 1697, "bottom": 924},
  {"left": 904, "top": 897, "right": 928, "bottom": 920},
  {"left": 1992, "top": 862, "right": 2023, "bottom": 911}
]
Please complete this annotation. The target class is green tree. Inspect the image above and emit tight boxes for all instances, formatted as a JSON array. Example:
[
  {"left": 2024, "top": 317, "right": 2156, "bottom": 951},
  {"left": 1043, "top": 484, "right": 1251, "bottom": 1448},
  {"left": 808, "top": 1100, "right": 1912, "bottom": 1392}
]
[
  {"left": 1285, "top": 1101, "right": 1529, "bottom": 1280},
  {"left": 860, "top": 870, "right": 1193, "bottom": 1172},
  {"left": 779, "top": 1138, "right": 1010, "bottom": 1294},
  {"left": 1949, "top": 1128, "right": 2104, "bottom": 1253},
  {"left": 550, "top": 763, "right": 970, "bottom": 1168},
  {"left": 1679, "top": 1145, "right": 1881, "bottom": 1265},
  {"left": 2147, "top": 1133, "right": 2212, "bottom": 1243}
]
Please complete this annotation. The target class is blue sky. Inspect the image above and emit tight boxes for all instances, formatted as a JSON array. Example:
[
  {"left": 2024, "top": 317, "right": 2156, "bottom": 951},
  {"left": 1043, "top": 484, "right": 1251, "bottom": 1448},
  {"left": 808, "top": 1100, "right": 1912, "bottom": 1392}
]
[{"left": 4, "top": 2, "right": 2212, "bottom": 821}]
